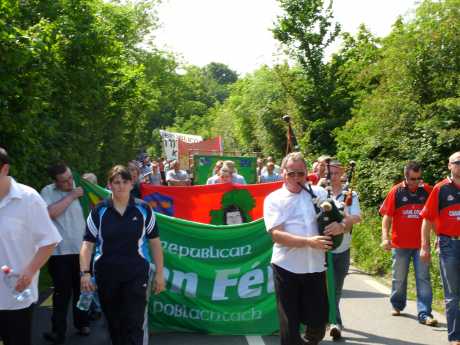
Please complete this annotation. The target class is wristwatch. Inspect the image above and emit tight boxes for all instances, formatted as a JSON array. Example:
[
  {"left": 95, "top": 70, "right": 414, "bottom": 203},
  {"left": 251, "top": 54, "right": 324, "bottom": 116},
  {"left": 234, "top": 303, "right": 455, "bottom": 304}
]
[{"left": 79, "top": 270, "right": 91, "bottom": 277}]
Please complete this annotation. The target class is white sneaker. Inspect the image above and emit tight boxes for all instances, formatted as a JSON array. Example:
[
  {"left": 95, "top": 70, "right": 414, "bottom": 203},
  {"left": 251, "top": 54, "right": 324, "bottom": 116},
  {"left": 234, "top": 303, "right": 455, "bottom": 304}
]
[{"left": 329, "top": 324, "right": 342, "bottom": 341}]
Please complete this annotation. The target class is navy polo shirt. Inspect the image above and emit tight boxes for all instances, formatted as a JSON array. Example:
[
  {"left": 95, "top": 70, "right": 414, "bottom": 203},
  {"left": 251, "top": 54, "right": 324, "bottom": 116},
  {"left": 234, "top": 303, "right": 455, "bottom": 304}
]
[{"left": 85, "top": 196, "right": 158, "bottom": 279}]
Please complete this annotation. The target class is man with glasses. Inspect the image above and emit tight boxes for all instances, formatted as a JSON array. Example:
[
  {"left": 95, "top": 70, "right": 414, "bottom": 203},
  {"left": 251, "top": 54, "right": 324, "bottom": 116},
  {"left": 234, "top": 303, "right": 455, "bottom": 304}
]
[
  {"left": 41, "top": 163, "right": 90, "bottom": 344},
  {"left": 420, "top": 152, "right": 460, "bottom": 345},
  {"left": 380, "top": 161, "right": 437, "bottom": 326},
  {"left": 264, "top": 152, "right": 335, "bottom": 345}
]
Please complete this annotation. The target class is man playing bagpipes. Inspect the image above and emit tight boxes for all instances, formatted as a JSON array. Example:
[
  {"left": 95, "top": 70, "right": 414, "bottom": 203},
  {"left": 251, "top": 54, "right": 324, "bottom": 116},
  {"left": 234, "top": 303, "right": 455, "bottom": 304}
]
[
  {"left": 325, "top": 160, "right": 362, "bottom": 340},
  {"left": 264, "top": 152, "right": 334, "bottom": 345}
]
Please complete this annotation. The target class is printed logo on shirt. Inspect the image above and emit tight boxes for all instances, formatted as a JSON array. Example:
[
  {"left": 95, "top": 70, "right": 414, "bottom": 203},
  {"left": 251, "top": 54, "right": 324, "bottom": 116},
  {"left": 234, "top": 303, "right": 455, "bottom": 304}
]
[
  {"left": 447, "top": 195, "right": 454, "bottom": 202},
  {"left": 133, "top": 216, "right": 138, "bottom": 221},
  {"left": 402, "top": 196, "right": 408, "bottom": 202}
]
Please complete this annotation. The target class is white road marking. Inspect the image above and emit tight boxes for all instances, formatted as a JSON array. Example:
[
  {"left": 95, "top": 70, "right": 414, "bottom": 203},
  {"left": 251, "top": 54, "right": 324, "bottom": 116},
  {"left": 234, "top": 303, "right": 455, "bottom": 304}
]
[
  {"left": 246, "top": 335, "right": 266, "bottom": 345},
  {"left": 363, "top": 278, "right": 390, "bottom": 295}
]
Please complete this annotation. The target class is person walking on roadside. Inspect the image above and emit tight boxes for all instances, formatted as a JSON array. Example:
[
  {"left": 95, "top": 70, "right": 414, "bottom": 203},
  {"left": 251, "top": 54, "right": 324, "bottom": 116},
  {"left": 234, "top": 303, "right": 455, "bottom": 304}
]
[
  {"left": 0, "top": 147, "right": 61, "bottom": 345},
  {"left": 326, "top": 160, "right": 362, "bottom": 340},
  {"left": 41, "top": 163, "right": 90, "bottom": 344},
  {"left": 80, "top": 165, "right": 165, "bottom": 345},
  {"left": 420, "top": 152, "right": 460, "bottom": 345},
  {"left": 264, "top": 152, "right": 332, "bottom": 345},
  {"left": 380, "top": 161, "right": 437, "bottom": 326}
]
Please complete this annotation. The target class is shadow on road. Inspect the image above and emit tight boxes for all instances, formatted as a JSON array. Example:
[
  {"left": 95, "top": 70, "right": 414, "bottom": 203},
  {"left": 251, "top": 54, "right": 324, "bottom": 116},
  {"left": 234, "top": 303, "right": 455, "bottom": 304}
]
[{"left": 342, "top": 289, "right": 387, "bottom": 299}]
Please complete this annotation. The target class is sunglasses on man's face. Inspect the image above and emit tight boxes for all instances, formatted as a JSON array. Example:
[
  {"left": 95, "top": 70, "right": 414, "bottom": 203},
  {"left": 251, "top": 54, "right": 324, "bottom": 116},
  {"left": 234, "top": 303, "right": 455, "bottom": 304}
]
[
  {"left": 450, "top": 160, "right": 460, "bottom": 166},
  {"left": 407, "top": 177, "right": 422, "bottom": 182},
  {"left": 286, "top": 170, "right": 306, "bottom": 178}
]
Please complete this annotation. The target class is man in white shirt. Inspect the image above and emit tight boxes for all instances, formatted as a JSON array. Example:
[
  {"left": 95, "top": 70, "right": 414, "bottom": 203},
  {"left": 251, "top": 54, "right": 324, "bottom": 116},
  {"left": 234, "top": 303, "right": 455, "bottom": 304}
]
[
  {"left": 0, "top": 147, "right": 61, "bottom": 345},
  {"left": 41, "top": 163, "right": 90, "bottom": 344},
  {"left": 264, "top": 152, "right": 341, "bottom": 345},
  {"left": 166, "top": 160, "right": 191, "bottom": 186}
]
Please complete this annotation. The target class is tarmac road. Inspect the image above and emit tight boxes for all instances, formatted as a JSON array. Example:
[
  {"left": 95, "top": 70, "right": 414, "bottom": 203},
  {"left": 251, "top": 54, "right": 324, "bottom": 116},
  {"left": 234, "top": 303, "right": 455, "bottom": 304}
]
[{"left": 1, "top": 266, "right": 448, "bottom": 345}]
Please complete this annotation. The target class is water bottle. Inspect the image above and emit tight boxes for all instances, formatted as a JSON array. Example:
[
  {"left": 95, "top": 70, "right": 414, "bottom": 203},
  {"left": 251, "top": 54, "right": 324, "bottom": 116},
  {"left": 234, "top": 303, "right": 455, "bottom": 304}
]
[
  {"left": 76, "top": 277, "right": 96, "bottom": 311},
  {"left": 1, "top": 265, "right": 32, "bottom": 302}
]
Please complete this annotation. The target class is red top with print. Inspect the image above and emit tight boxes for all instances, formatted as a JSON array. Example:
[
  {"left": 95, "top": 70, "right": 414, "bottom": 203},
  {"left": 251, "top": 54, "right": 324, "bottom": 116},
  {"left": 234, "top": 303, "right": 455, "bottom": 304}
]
[
  {"left": 420, "top": 178, "right": 460, "bottom": 236},
  {"left": 380, "top": 182, "right": 432, "bottom": 248}
]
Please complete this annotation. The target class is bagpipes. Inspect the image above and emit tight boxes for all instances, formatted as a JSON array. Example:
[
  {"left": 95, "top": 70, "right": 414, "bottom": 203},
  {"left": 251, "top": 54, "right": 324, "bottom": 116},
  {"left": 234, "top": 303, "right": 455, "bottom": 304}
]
[
  {"left": 308, "top": 158, "right": 344, "bottom": 250},
  {"left": 344, "top": 160, "right": 356, "bottom": 206}
]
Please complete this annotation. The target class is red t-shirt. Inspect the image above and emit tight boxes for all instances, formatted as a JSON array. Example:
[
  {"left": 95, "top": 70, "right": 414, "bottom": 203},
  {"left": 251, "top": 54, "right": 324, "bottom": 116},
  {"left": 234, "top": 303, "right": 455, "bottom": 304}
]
[
  {"left": 380, "top": 182, "right": 432, "bottom": 248},
  {"left": 308, "top": 173, "right": 319, "bottom": 185},
  {"left": 420, "top": 178, "right": 460, "bottom": 236}
]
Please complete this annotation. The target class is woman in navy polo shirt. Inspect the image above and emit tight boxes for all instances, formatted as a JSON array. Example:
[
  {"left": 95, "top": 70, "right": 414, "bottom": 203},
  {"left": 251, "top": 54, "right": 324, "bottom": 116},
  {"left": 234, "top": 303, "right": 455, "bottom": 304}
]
[{"left": 79, "top": 165, "right": 165, "bottom": 345}]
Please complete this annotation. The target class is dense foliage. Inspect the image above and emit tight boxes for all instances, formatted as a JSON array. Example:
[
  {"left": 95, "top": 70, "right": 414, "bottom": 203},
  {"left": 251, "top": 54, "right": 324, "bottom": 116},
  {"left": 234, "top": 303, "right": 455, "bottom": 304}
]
[{"left": 0, "top": 0, "right": 238, "bottom": 188}]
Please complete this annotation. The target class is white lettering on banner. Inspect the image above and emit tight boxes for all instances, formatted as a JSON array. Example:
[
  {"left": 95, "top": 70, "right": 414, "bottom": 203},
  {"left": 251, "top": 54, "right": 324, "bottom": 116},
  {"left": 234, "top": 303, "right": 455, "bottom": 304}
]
[
  {"left": 161, "top": 241, "right": 252, "bottom": 259},
  {"left": 448, "top": 210, "right": 460, "bottom": 217},
  {"left": 212, "top": 268, "right": 240, "bottom": 301},
  {"left": 212, "top": 265, "right": 273, "bottom": 301},
  {"left": 163, "top": 267, "right": 199, "bottom": 297},
  {"left": 170, "top": 270, "right": 198, "bottom": 297},
  {"left": 238, "top": 262, "right": 264, "bottom": 298},
  {"left": 153, "top": 301, "right": 263, "bottom": 322}
]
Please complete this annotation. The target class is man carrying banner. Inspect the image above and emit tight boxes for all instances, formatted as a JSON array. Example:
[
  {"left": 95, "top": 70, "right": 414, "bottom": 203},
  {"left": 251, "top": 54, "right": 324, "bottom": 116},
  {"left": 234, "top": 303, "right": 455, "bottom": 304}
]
[
  {"left": 264, "top": 152, "right": 332, "bottom": 345},
  {"left": 41, "top": 163, "right": 90, "bottom": 344}
]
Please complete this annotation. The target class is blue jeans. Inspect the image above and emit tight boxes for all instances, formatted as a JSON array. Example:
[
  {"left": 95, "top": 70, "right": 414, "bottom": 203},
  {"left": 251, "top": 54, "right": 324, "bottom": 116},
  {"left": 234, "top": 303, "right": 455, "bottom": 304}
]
[
  {"left": 439, "top": 235, "right": 460, "bottom": 342},
  {"left": 390, "top": 248, "right": 433, "bottom": 321},
  {"left": 332, "top": 249, "right": 350, "bottom": 326}
]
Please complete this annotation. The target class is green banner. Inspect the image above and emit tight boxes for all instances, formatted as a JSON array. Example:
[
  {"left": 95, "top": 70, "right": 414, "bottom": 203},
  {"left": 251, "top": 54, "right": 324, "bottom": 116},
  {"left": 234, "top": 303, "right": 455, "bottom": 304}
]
[
  {"left": 149, "top": 214, "right": 278, "bottom": 335},
  {"left": 193, "top": 155, "right": 257, "bottom": 185}
]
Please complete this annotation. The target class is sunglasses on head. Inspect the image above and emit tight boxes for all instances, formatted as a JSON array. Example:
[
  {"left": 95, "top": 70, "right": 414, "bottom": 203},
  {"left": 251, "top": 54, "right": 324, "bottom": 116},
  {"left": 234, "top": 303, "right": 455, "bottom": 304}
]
[
  {"left": 450, "top": 160, "right": 460, "bottom": 166},
  {"left": 286, "top": 170, "right": 306, "bottom": 178}
]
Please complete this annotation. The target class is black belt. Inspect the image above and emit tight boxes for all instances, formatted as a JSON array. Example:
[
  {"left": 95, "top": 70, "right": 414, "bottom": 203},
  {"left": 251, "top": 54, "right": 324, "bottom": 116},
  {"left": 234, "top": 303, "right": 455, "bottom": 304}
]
[{"left": 440, "top": 234, "right": 460, "bottom": 240}]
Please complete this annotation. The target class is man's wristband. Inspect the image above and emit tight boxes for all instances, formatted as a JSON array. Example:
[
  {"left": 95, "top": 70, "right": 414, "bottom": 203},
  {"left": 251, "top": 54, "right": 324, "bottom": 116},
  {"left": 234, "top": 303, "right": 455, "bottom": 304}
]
[{"left": 80, "top": 271, "right": 91, "bottom": 277}]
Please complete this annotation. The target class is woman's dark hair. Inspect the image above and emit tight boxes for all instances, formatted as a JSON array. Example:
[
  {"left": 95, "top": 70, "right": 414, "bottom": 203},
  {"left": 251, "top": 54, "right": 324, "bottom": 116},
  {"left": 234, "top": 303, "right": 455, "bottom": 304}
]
[
  {"left": 47, "top": 163, "right": 68, "bottom": 180},
  {"left": 107, "top": 165, "right": 132, "bottom": 184}
]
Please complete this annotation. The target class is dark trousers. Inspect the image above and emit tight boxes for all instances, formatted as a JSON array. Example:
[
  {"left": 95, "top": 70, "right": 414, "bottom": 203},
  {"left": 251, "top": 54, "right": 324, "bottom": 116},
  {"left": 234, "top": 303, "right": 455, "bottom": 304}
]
[
  {"left": 0, "top": 304, "right": 34, "bottom": 345},
  {"left": 48, "top": 254, "right": 89, "bottom": 336},
  {"left": 332, "top": 249, "right": 351, "bottom": 326},
  {"left": 272, "top": 264, "right": 328, "bottom": 345},
  {"left": 97, "top": 270, "right": 149, "bottom": 345}
]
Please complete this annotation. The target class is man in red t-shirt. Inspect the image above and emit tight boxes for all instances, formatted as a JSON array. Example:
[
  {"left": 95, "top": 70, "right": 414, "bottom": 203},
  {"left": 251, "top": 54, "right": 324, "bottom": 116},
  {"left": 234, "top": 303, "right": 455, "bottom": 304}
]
[
  {"left": 380, "top": 161, "right": 437, "bottom": 326},
  {"left": 420, "top": 151, "right": 460, "bottom": 345}
]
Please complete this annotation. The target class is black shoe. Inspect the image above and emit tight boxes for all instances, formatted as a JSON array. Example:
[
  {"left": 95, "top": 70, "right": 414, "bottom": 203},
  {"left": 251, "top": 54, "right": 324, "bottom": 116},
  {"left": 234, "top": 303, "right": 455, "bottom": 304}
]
[
  {"left": 43, "top": 332, "right": 66, "bottom": 344},
  {"left": 77, "top": 326, "right": 91, "bottom": 336}
]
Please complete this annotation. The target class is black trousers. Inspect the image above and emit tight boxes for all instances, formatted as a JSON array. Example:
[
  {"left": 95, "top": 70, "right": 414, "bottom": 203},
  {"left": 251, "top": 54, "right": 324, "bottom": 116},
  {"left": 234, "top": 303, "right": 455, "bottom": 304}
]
[
  {"left": 0, "top": 304, "right": 34, "bottom": 345},
  {"left": 48, "top": 254, "right": 89, "bottom": 335},
  {"left": 272, "top": 264, "right": 328, "bottom": 345},
  {"left": 96, "top": 270, "right": 149, "bottom": 345}
]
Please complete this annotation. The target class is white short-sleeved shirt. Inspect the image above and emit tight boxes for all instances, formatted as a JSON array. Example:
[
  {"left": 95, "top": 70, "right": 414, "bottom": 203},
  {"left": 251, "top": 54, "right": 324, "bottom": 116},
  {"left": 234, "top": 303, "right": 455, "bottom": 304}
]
[
  {"left": 165, "top": 169, "right": 189, "bottom": 182},
  {"left": 331, "top": 190, "right": 361, "bottom": 254},
  {"left": 0, "top": 178, "right": 62, "bottom": 310},
  {"left": 264, "top": 184, "right": 327, "bottom": 274},
  {"left": 40, "top": 183, "right": 86, "bottom": 255}
]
